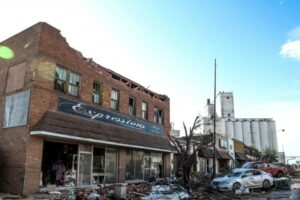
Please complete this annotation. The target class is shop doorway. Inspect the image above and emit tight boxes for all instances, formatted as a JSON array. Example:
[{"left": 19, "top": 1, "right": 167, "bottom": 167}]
[
  {"left": 41, "top": 141, "right": 78, "bottom": 187},
  {"left": 93, "top": 148, "right": 105, "bottom": 184}
]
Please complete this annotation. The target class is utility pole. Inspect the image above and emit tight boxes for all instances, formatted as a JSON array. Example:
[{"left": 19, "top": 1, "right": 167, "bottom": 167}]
[{"left": 212, "top": 59, "right": 217, "bottom": 179}]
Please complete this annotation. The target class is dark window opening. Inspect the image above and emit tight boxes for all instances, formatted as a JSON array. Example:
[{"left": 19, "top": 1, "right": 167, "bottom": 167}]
[
  {"left": 154, "top": 107, "right": 164, "bottom": 124},
  {"left": 129, "top": 96, "right": 136, "bottom": 116}
]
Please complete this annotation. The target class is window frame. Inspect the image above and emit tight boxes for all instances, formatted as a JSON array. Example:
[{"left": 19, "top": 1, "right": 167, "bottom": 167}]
[
  {"left": 219, "top": 139, "right": 228, "bottom": 148},
  {"left": 3, "top": 90, "right": 31, "bottom": 128},
  {"left": 54, "top": 65, "right": 81, "bottom": 97},
  {"left": 153, "top": 107, "right": 164, "bottom": 125},
  {"left": 128, "top": 96, "right": 136, "bottom": 116},
  {"left": 92, "top": 81, "right": 103, "bottom": 105},
  {"left": 141, "top": 101, "right": 148, "bottom": 120},
  {"left": 110, "top": 88, "right": 120, "bottom": 110}
]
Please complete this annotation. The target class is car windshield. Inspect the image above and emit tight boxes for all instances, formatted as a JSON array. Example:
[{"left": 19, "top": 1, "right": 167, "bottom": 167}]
[
  {"left": 242, "top": 163, "right": 254, "bottom": 168},
  {"left": 227, "top": 171, "right": 242, "bottom": 177}
]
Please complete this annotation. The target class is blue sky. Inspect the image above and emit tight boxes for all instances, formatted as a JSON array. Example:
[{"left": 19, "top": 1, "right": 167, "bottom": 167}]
[{"left": 1, "top": 0, "right": 300, "bottom": 158}]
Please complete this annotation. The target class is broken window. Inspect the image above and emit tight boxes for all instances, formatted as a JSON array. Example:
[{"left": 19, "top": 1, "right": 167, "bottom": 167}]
[
  {"left": 54, "top": 65, "right": 80, "bottom": 97},
  {"left": 3, "top": 90, "right": 30, "bottom": 128},
  {"left": 128, "top": 96, "right": 136, "bottom": 116},
  {"left": 93, "top": 148, "right": 105, "bottom": 184},
  {"left": 105, "top": 148, "right": 118, "bottom": 184},
  {"left": 154, "top": 107, "right": 164, "bottom": 125},
  {"left": 125, "top": 150, "right": 144, "bottom": 181},
  {"left": 93, "top": 82, "right": 103, "bottom": 105}
]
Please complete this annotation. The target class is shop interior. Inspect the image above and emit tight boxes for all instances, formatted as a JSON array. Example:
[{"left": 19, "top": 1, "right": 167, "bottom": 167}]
[{"left": 41, "top": 141, "right": 78, "bottom": 187}]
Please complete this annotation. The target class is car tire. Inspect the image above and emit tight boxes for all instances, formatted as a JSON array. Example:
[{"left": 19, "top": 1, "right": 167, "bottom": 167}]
[
  {"left": 232, "top": 182, "right": 241, "bottom": 191},
  {"left": 263, "top": 180, "right": 270, "bottom": 190},
  {"left": 277, "top": 172, "right": 283, "bottom": 178}
]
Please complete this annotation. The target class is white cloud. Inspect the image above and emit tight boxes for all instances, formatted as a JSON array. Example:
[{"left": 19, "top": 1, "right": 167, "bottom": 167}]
[
  {"left": 280, "top": 26, "right": 300, "bottom": 61},
  {"left": 280, "top": 40, "right": 300, "bottom": 61}
]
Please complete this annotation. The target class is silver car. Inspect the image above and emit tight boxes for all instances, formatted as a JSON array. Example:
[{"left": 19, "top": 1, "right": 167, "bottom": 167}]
[{"left": 212, "top": 168, "right": 273, "bottom": 191}]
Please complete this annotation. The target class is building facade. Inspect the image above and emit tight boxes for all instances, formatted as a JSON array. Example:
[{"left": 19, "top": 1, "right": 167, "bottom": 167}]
[{"left": 0, "top": 22, "right": 171, "bottom": 194}]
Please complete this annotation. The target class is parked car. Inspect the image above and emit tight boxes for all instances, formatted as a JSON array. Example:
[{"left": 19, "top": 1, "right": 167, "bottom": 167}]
[
  {"left": 286, "top": 164, "right": 297, "bottom": 174},
  {"left": 212, "top": 168, "right": 273, "bottom": 191},
  {"left": 241, "top": 161, "right": 286, "bottom": 177}
]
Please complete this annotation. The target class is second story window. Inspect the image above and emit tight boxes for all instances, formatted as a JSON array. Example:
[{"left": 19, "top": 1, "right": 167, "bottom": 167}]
[
  {"left": 141, "top": 102, "right": 148, "bottom": 120},
  {"left": 128, "top": 96, "right": 136, "bottom": 116},
  {"left": 111, "top": 89, "right": 119, "bottom": 110},
  {"left": 219, "top": 139, "right": 228, "bottom": 148},
  {"left": 54, "top": 66, "right": 80, "bottom": 97},
  {"left": 93, "top": 82, "right": 103, "bottom": 104},
  {"left": 153, "top": 107, "right": 164, "bottom": 124},
  {"left": 68, "top": 72, "right": 80, "bottom": 96}
]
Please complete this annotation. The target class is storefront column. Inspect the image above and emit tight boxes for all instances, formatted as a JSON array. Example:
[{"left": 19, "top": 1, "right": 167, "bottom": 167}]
[
  {"left": 163, "top": 153, "right": 171, "bottom": 177},
  {"left": 23, "top": 136, "right": 44, "bottom": 195},
  {"left": 118, "top": 148, "right": 126, "bottom": 183}
]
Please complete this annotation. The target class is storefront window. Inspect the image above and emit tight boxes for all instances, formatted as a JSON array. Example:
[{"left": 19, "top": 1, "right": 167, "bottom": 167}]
[
  {"left": 151, "top": 152, "right": 163, "bottom": 178},
  {"left": 134, "top": 151, "right": 144, "bottom": 180},
  {"left": 41, "top": 142, "right": 78, "bottom": 187},
  {"left": 105, "top": 148, "right": 118, "bottom": 184},
  {"left": 125, "top": 150, "right": 134, "bottom": 180},
  {"left": 143, "top": 152, "right": 151, "bottom": 181},
  {"left": 125, "top": 150, "right": 144, "bottom": 181}
]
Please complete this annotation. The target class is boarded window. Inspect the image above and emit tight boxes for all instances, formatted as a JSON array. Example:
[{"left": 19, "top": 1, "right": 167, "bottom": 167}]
[{"left": 6, "top": 62, "right": 26, "bottom": 93}]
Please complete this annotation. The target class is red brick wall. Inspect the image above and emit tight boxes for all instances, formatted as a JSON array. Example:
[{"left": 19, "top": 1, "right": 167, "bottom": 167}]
[{"left": 0, "top": 23, "right": 42, "bottom": 194}]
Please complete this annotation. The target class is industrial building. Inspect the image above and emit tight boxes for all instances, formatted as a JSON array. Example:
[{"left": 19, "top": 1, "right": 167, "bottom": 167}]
[
  {"left": 0, "top": 22, "right": 172, "bottom": 195},
  {"left": 195, "top": 92, "right": 279, "bottom": 153}
]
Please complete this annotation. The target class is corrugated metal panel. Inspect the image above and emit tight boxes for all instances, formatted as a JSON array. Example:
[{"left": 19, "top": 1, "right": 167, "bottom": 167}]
[{"left": 234, "top": 120, "right": 243, "bottom": 142}]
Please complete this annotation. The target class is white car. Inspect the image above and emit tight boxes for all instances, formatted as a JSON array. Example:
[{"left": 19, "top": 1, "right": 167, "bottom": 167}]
[{"left": 212, "top": 168, "right": 273, "bottom": 191}]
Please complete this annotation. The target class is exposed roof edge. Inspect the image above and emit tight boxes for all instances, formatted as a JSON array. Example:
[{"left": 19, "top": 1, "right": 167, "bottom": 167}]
[{"left": 31, "top": 131, "right": 172, "bottom": 153}]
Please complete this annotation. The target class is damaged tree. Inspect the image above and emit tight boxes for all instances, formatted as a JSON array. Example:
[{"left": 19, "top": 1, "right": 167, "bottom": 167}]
[{"left": 168, "top": 116, "right": 212, "bottom": 187}]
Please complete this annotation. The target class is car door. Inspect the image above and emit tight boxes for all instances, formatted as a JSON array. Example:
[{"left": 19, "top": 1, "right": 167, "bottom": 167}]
[
  {"left": 252, "top": 169, "right": 263, "bottom": 188},
  {"left": 240, "top": 170, "right": 256, "bottom": 188}
]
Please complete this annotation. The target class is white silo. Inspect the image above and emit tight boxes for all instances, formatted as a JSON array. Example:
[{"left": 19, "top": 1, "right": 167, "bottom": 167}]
[
  {"left": 259, "top": 120, "right": 269, "bottom": 152},
  {"left": 242, "top": 120, "right": 252, "bottom": 146},
  {"left": 234, "top": 120, "right": 243, "bottom": 142},
  {"left": 251, "top": 120, "right": 261, "bottom": 151},
  {"left": 268, "top": 120, "right": 278, "bottom": 152},
  {"left": 217, "top": 118, "right": 226, "bottom": 136},
  {"left": 225, "top": 120, "right": 235, "bottom": 139}
]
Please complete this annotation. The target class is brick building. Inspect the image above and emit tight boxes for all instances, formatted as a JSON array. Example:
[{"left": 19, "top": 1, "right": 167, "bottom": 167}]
[{"left": 0, "top": 22, "right": 172, "bottom": 194}]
